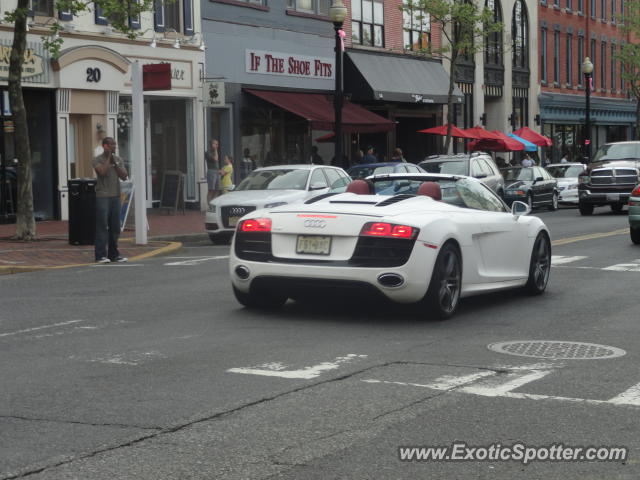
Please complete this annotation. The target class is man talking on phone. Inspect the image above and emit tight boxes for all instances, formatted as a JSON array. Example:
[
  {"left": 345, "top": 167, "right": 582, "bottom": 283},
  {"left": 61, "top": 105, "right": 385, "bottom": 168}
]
[{"left": 93, "top": 137, "right": 128, "bottom": 263}]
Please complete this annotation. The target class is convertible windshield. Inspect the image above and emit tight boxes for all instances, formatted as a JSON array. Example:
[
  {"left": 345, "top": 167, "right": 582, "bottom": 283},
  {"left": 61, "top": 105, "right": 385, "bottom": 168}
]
[
  {"left": 235, "top": 169, "right": 310, "bottom": 191},
  {"left": 592, "top": 143, "right": 640, "bottom": 163},
  {"left": 371, "top": 177, "right": 505, "bottom": 212},
  {"left": 420, "top": 160, "right": 468, "bottom": 175},
  {"left": 547, "top": 165, "right": 584, "bottom": 178},
  {"left": 502, "top": 168, "right": 533, "bottom": 181}
]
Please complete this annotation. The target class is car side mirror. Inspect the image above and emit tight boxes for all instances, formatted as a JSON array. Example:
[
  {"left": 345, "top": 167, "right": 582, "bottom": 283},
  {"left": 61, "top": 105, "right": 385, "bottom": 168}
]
[
  {"left": 534, "top": 176, "right": 544, "bottom": 183},
  {"left": 310, "top": 182, "right": 328, "bottom": 191},
  {"left": 511, "top": 200, "right": 531, "bottom": 217}
]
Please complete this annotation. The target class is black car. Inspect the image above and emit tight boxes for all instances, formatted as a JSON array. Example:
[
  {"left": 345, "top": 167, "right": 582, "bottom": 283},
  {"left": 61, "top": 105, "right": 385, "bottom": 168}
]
[
  {"left": 419, "top": 153, "right": 505, "bottom": 198},
  {"left": 502, "top": 166, "right": 559, "bottom": 210}
]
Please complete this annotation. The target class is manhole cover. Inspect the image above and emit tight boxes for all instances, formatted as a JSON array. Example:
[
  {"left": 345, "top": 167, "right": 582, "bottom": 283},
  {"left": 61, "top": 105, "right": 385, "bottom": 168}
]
[{"left": 488, "top": 341, "right": 626, "bottom": 360}]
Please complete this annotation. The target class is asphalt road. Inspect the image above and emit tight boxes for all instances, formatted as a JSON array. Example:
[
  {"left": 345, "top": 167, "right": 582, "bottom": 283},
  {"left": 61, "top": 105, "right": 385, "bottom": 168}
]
[{"left": 1, "top": 204, "right": 639, "bottom": 480}]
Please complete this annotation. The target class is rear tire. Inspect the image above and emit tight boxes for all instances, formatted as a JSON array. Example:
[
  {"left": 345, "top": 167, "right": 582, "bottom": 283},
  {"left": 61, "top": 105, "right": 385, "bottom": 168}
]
[
  {"left": 578, "top": 202, "right": 594, "bottom": 216},
  {"left": 423, "top": 243, "right": 462, "bottom": 319},
  {"left": 548, "top": 192, "right": 559, "bottom": 211},
  {"left": 524, "top": 232, "right": 551, "bottom": 295},
  {"left": 232, "top": 285, "right": 287, "bottom": 309},
  {"left": 210, "top": 234, "right": 230, "bottom": 245},
  {"left": 611, "top": 203, "right": 624, "bottom": 213},
  {"left": 631, "top": 227, "right": 640, "bottom": 245}
]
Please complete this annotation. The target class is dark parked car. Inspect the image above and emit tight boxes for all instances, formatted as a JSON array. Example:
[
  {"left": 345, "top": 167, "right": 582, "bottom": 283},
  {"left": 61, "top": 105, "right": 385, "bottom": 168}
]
[
  {"left": 502, "top": 166, "right": 559, "bottom": 210},
  {"left": 578, "top": 141, "right": 640, "bottom": 215},
  {"left": 347, "top": 162, "right": 425, "bottom": 179},
  {"left": 419, "top": 153, "right": 505, "bottom": 197}
]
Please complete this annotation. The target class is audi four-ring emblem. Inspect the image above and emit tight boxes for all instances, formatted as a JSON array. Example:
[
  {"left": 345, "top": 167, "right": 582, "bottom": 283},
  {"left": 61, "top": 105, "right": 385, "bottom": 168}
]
[
  {"left": 230, "top": 207, "right": 246, "bottom": 215},
  {"left": 304, "top": 219, "right": 326, "bottom": 228}
]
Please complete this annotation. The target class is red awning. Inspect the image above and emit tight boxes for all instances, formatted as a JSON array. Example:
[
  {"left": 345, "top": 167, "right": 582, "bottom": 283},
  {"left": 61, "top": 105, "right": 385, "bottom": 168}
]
[{"left": 245, "top": 89, "right": 395, "bottom": 133}]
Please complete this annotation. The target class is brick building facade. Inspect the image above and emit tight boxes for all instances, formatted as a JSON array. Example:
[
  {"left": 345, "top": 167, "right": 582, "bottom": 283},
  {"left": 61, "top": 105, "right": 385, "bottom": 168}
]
[{"left": 538, "top": 0, "right": 636, "bottom": 163}]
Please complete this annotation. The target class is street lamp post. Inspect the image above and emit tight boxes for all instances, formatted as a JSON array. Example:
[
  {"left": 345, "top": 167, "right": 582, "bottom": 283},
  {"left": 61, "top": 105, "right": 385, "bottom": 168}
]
[
  {"left": 582, "top": 57, "right": 594, "bottom": 164},
  {"left": 329, "top": 0, "right": 347, "bottom": 169}
]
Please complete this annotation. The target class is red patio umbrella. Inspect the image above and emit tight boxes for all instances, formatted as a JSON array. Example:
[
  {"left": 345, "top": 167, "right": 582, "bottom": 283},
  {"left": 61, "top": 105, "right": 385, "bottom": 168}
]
[
  {"left": 417, "top": 123, "right": 473, "bottom": 138},
  {"left": 490, "top": 131, "right": 525, "bottom": 151},
  {"left": 314, "top": 132, "right": 335, "bottom": 143},
  {"left": 462, "top": 125, "right": 501, "bottom": 140},
  {"left": 513, "top": 126, "right": 552, "bottom": 147},
  {"left": 468, "top": 137, "right": 522, "bottom": 152}
]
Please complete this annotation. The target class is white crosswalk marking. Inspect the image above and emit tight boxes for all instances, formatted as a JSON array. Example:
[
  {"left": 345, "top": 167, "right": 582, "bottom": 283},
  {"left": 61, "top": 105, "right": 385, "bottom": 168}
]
[
  {"left": 551, "top": 255, "right": 588, "bottom": 265},
  {"left": 608, "top": 382, "right": 640, "bottom": 406},
  {"left": 602, "top": 262, "right": 640, "bottom": 272}
]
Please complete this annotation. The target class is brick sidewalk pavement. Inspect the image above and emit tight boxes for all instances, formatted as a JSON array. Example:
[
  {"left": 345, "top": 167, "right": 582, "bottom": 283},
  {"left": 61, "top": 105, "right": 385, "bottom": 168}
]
[{"left": 0, "top": 210, "right": 207, "bottom": 273}]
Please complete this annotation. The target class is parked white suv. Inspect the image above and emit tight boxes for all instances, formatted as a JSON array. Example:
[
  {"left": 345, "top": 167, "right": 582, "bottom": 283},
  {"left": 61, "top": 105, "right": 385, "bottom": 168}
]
[{"left": 419, "top": 152, "right": 506, "bottom": 198}]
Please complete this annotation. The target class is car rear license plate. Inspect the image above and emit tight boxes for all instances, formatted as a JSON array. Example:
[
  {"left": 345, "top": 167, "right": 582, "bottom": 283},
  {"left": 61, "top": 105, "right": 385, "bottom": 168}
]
[
  {"left": 296, "top": 235, "right": 331, "bottom": 255},
  {"left": 607, "top": 193, "right": 620, "bottom": 201},
  {"left": 228, "top": 216, "right": 240, "bottom": 227}
]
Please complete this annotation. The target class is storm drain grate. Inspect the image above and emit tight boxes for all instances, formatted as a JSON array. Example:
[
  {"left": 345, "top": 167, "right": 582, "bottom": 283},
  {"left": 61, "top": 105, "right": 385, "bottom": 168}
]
[{"left": 488, "top": 341, "right": 626, "bottom": 360}]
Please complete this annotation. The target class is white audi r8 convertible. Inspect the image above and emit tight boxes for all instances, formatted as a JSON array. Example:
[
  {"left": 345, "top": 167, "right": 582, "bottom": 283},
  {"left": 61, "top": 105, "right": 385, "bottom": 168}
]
[{"left": 229, "top": 173, "right": 552, "bottom": 318}]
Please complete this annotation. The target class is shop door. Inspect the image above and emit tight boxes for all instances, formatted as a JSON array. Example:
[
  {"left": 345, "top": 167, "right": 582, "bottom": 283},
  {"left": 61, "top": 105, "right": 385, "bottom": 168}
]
[{"left": 69, "top": 115, "right": 94, "bottom": 178}]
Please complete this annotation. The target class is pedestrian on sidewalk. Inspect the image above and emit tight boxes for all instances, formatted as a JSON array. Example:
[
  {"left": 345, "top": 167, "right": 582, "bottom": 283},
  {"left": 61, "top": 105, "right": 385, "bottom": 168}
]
[
  {"left": 220, "top": 155, "right": 234, "bottom": 194},
  {"left": 93, "top": 137, "right": 128, "bottom": 263},
  {"left": 205, "top": 139, "right": 221, "bottom": 202}
]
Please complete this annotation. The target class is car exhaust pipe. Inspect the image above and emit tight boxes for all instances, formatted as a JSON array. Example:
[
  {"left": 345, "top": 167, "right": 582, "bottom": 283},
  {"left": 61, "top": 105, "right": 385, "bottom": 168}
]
[
  {"left": 377, "top": 273, "right": 404, "bottom": 288},
  {"left": 235, "top": 265, "right": 250, "bottom": 280}
]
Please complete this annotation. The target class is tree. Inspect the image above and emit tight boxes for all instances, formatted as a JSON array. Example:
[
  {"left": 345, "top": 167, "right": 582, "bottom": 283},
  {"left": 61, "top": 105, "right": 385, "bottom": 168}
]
[
  {"left": 616, "top": 0, "right": 640, "bottom": 139},
  {"left": 401, "top": 0, "right": 503, "bottom": 151},
  {"left": 6, "top": 0, "right": 156, "bottom": 240}
]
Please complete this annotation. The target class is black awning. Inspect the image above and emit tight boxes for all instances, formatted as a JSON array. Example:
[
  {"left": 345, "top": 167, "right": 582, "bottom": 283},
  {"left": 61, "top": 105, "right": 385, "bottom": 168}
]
[{"left": 345, "top": 50, "right": 464, "bottom": 105}]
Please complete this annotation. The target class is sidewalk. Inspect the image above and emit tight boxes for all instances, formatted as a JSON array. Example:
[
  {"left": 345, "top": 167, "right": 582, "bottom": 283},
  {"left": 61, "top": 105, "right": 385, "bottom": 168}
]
[{"left": 0, "top": 210, "right": 207, "bottom": 274}]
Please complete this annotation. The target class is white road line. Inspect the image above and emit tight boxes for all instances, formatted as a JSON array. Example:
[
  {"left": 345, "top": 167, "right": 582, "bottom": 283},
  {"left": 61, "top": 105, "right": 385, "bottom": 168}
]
[
  {"left": 0, "top": 319, "right": 85, "bottom": 338},
  {"left": 602, "top": 263, "right": 640, "bottom": 272},
  {"left": 164, "top": 256, "right": 229, "bottom": 266},
  {"left": 608, "top": 383, "right": 640, "bottom": 406},
  {"left": 551, "top": 255, "right": 588, "bottom": 265},
  {"left": 460, "top": 370, "right": 552, "bottom": 396},
  {"left": 228, "top": 354, "right": 367, "bottom": 379},
  {"left": 363, "top": 367, "right": 640, "bottom": 408}
]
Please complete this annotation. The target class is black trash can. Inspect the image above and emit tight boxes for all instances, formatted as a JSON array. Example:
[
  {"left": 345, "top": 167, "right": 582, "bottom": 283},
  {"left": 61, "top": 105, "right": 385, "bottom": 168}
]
[{"left": 68, "top": 179, "right": 96, "bottom": 245}]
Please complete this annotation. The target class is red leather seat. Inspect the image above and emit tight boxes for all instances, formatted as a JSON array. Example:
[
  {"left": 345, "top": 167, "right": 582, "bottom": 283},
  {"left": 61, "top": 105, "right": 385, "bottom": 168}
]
[
  {"left": 346, "top": 179, "right": 373, "bottom": 195},
  {"left": 417, "top": 181, "right": 442, "bottom": 201}
]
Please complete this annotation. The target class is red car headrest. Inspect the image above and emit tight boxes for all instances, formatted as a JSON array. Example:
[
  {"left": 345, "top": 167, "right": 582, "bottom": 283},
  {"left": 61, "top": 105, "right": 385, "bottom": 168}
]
[
  {"left": 417, "top": 181, "right": 442, "bottom": 201},
  {"left": 346, "top": 179, "right": 373, "bottom": 195}
]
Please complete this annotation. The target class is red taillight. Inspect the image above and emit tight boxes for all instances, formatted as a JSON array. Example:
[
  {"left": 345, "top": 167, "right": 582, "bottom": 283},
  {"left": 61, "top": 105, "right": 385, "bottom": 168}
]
[
  {"left": 360, "top": 222, "right": 417, "bottom": 239},
  {"left": 239, "top": 218, "right": 272, "bottom": 232},
  {"left": 632, "top": 184, "right": 640, "bottom": 196}
]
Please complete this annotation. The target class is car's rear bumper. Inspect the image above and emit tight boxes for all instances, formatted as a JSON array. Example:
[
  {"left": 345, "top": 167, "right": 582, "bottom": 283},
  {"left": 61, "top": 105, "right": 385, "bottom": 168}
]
[{"left": 229, "top": 246, "right": 438, "bottom": 304}]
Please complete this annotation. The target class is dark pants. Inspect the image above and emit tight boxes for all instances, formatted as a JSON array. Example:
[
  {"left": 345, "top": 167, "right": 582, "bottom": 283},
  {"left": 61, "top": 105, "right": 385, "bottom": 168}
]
[{"left": 95, "top": 196, "right": 121, "bottom": 261}]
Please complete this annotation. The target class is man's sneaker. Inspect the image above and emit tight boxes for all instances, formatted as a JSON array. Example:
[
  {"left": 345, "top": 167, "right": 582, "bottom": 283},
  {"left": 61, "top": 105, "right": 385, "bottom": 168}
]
[
  {"left": 114, "top": 257, "right": 128, "bottom": 263},
  {"left": 96, "top": 257, "right": 111, "bottom": 264}
]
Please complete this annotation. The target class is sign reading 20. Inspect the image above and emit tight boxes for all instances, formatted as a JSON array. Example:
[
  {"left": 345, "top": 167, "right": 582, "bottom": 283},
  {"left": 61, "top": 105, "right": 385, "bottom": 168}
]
[{"left": 86, "top": 67, "right": 102, "bottom": 83}]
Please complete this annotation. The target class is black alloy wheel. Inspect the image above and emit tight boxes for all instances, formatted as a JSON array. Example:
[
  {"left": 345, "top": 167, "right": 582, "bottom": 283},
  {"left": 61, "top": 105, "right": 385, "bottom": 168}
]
[
  {"left": 524, "top": 232, "right": 551, "bottom": 295},
  {"left": 424, "top": 243, "right": 462, "bottom": 319},
  {"left": 578, "top": 202, "right": 594, "bottom": 215},
  {"left": 232, "top": 285, "right": 288, "bottom": 309},
  {"left": 631, "top": 227, "right": 640, "bottom": 245},
  {"left": 548, "top": 192, "right": 559, "bottom": 211},
  {"left": 611, "top": 203, "right": 624, "bottom": 213}
]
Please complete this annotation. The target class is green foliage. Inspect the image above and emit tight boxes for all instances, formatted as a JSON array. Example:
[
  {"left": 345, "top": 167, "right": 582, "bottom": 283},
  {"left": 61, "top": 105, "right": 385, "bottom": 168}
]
[{"left": 400, "top": 0, "right": 503, "bottom": 61}]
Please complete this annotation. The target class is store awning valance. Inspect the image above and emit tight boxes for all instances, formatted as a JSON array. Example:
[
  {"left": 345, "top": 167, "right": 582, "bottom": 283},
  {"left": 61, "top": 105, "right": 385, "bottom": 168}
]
[
  {"left": 345, "top": 51, "right": 464, "bottom": 104},
  {"left": 244, "top": 89, "right": 395, "bottom": 133}
]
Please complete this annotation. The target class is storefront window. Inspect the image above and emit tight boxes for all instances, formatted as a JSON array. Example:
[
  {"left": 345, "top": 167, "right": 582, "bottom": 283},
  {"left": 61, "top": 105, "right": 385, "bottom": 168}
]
[{"left": 240, "top": 98, "right": 310, "bottom": 167}]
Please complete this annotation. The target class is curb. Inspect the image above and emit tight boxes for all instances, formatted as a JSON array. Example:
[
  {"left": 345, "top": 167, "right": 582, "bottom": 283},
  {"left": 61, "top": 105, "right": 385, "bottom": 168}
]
[{"left": 0, "top": 241, "right": 183, "bottom": 275}]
